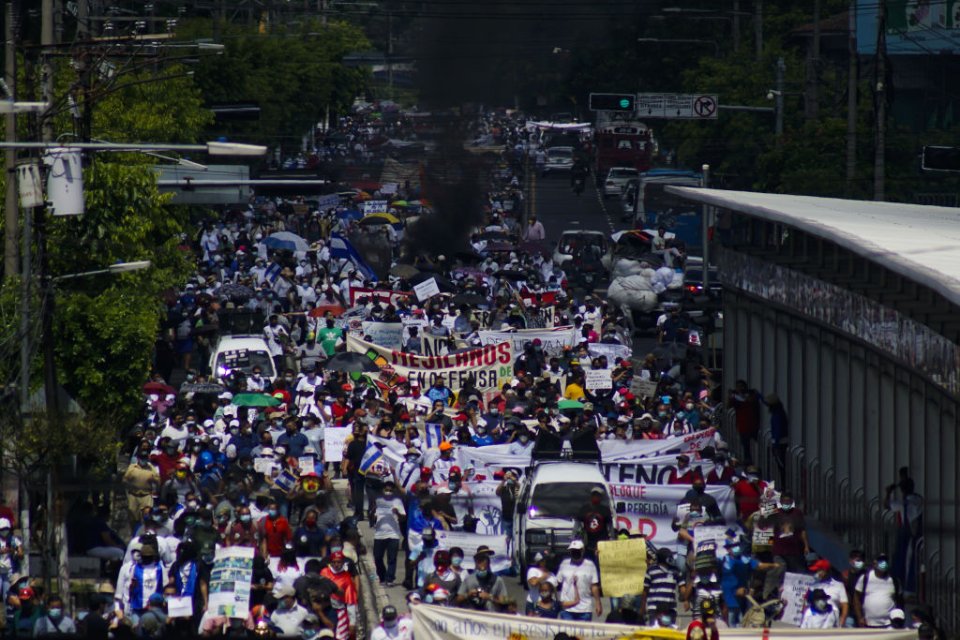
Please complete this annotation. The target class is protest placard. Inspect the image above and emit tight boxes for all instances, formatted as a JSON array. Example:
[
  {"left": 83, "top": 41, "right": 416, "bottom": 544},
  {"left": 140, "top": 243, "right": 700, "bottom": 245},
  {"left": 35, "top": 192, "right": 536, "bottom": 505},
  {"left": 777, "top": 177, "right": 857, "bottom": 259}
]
[
  {"left": 208, "top": 546, "right": 255, "bottom": 619},
  {"left": 694, "top": 525, "right": 731, "bottom": 557},
  {"left": 166, "top": 596, "right": 194, "bottom": 619},
  {"left": 597, "top": 537, "right": 648, "bottom": 597},
  {"left": 781, "top": 572, "right": 818, "bottom": 626},
  {"left": 414, "top": 277, "right": 441, "bottom": 302},
  {"left": 631, "top": 378, "right": 659, "bottom": 400},
  {"left": 360, "top": 321, "right": 404, "bottom": 349},
  {"left": 584, "top": 368, "right": 613, "bottom": 390},
  {"left": 324, "top": 427, "right": 350, "bottom": 462},
  {"left": 435, "top": 530, "right": 510, "bottom": 573}
]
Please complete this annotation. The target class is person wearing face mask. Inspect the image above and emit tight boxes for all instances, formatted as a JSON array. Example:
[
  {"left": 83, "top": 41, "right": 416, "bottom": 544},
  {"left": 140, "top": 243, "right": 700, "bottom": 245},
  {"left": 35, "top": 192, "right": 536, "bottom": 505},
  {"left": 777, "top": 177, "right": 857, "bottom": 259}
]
[
  {"left": 123, "top": 449, "right": 160, "bottom": 527},
  {"left": 556, "top": 540, "right": 601, "bottom": 620},
  {"left": 523, "top": 551, "right": 556, "bottom": 615},
  {"left": 767, "top": 491, "right": 809, "bottom": 583},
  {"left": 159, "top": 462, "right": 199, "bottom": 506},
  {"left": 576, "top": 488, "right": 612, "bottom": 554},
  {"left": 370, "top": 605, "right": 412, "bottom": 640},
  {"left": 320, "top": 551, "right": 358, "bottom": 640},
  {"left": 854, "top": 554, "right": 902, "bottom": 628},
  {"left": 259, "top": 500, "right": 293, "bottom": 559},
  {"left": 683, "top": 477, "right": 724, "bottom": 523},
  {"left": 395, "top": 448, "right": 422, "bottom": 494},
  {"left": 800, "top": 588, "right": 840, "bottom": 629},
  {"left": 372, "top": 481, "right": 405, "bottom": 587},
  {"left": 269, "top": 584, "right": 309, "bottom": 636},
  {"left": 667, "top": 454, "right": 695, "bottom": 485},
  {"left": 651, "top": 604, "right": 679, "bottom": 629},
  {"left": 422, "top": 549, "right": 462, "bottom": 597},
  {"left": 32, "top": 595, "right": 76, "bottom": 636},
  {"left": 841, "top": 550, "right": 867, "bottom": 627},
  {"left": 719, "top": 538, "right": 776, "bottom": 626},
  {"left": 507, "top": 428, "right": 534, "bottom": 455},
  {"left": 529, "top": 581, "right": 564, "bottom": 619},
  {"left": 116, "top": 543, "right": 169, "bottom": 619},
  {"left": 151, "top": 437, "right": 184, "bottom": 483},
  {"left": 224, "top": 506, "right": 260, "bottom": 548},
  {"left": 0, "top": 517, "right": 24, "bottom": 602},
  {"left": 456, "top": 548, "right": 509, "bottom": 612},
  {"left": 705, "top": 453, "right": 735, "bottom": 486},
  {"left": 642, "top": 548, "right": 681, "bottom": 622},
  {"left": 495, "top": 470, "right": 519, "bottom": 539}
]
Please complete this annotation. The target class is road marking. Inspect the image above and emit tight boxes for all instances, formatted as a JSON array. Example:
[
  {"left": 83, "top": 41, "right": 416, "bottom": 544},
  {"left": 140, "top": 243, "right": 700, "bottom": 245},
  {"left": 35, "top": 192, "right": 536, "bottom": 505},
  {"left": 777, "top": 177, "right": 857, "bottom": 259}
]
[{"left": 594, "top": 183, "right": 617, "bottom": 232}]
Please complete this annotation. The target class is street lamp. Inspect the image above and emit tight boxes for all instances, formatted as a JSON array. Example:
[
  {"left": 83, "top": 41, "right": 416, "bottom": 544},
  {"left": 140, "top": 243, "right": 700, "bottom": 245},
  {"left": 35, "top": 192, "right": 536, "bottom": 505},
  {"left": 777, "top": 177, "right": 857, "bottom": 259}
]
[
  {"left": 50, "top": 260, "right": 152, "bottom": 283},
  {"left": 0, "top": 140, "right": 268, "bottom": 156},
  {"left": 0, "top": 101, "right": 50, "bottom": 114}
]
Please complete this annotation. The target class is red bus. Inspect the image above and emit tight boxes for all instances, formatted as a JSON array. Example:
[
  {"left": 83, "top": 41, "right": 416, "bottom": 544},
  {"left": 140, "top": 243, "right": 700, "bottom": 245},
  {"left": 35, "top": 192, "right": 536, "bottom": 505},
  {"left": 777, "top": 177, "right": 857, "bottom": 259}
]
[{"left": 593, "top": 121, "right": 654, "bottom": 184}]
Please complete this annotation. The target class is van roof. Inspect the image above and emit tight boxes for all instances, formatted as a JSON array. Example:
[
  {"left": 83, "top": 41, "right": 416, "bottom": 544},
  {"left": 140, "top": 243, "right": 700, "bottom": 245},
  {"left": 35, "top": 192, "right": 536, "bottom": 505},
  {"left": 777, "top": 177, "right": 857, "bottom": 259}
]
[
  {"left": 217, "top": 335, "right": 271, "bottom": 351},
  {"left": 531, "top": 462, "right": 606, "bottom": 485}
]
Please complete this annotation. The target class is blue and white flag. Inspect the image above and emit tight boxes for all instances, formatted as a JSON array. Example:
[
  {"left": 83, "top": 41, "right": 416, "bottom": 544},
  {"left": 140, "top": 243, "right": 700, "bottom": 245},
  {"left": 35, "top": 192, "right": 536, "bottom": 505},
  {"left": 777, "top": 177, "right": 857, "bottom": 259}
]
[
  {"left": 329, "top": 233, "right": 378, "bottom": 282},
  {"left": 425, "top": 422, "right": 444, "bottom": 449},
  {"left": 357, "top": 444, "right": 383, "bottom": 476}
]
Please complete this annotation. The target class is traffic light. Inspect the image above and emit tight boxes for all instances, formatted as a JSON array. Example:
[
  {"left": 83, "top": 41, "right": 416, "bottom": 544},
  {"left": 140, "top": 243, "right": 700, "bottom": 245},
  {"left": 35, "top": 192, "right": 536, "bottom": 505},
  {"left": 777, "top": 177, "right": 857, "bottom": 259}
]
[
  {"left": 589, "top": 93, "right": 636, "bottom": 112},
  {"left": 922, "top": 146, "right": 960, "bottom": 172}
]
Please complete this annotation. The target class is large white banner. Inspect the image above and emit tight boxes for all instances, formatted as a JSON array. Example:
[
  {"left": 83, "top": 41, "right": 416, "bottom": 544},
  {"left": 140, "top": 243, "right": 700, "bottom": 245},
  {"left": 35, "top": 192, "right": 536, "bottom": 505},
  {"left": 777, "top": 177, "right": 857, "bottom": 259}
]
[
  {"left": 598, "top": 428, "right": 717, "bottom": 461},
  {"left": 410, "top": 604, "right": 917, "bottom": 640},
  {"left": 477, "top": 326, "right": 577, "bottom": 357},
  {"left": 609, "top": 483, "right": 736, "bottom": 548},
  {"left": 208, "top": 546, "right": 254, "bottom": 619},
  {"left": 346, "top": 334, "right": 514, "bottom": 394},
  {"left": 449, "top": 480, "right": 506, "bottom": 536}
]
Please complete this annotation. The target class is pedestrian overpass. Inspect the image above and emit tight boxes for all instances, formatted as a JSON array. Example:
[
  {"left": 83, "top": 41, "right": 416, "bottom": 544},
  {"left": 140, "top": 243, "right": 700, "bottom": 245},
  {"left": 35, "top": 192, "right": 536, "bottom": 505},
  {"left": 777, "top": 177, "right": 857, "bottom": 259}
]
[{"left": 670, "top": 187, "right": 960, "bottom": 632}]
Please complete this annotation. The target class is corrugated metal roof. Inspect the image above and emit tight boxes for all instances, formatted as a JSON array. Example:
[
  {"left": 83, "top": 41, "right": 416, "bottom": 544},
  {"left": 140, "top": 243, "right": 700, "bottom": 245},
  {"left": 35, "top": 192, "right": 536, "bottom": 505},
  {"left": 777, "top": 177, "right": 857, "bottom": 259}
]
[{"left": 667, "top": 187, "right": 960, "bottom": 307}]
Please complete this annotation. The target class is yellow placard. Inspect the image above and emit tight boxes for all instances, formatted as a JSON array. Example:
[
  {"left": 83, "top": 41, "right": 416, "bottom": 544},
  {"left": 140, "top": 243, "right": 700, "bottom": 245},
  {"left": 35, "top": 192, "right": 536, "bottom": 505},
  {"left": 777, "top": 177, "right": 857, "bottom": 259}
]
[{"left": 597, "top": 537, "right": 648, "bottom": 598}]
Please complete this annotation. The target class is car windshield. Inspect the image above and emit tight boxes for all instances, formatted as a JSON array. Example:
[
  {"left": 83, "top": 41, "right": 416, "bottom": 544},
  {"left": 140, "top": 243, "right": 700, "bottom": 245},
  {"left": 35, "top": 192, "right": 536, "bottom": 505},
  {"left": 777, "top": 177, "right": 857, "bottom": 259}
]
[
  {"left": 529, "top": 482, "right": 607, "bottom": 518},
  {"left": 559, "top": 235, "right": 605, "bottom": 255},
  {"left": 644, "top": 182, "right": 699, "bottom": 213},
  {"left": 610, "top": 168, "right": 637, "bottom": 178},
  {"left": 548, "top": 149, "right": 572, "bottom": 158},
  {"left": 215, "top": 349, "right": 275, "bottom": 378}
]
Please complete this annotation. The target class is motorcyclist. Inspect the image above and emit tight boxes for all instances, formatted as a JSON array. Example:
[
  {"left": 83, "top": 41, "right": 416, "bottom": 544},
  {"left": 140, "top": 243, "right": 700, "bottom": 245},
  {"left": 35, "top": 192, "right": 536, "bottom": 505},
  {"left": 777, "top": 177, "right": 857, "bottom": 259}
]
[{"left": 571, "top": 160, "right": 589, "bottom": 195}]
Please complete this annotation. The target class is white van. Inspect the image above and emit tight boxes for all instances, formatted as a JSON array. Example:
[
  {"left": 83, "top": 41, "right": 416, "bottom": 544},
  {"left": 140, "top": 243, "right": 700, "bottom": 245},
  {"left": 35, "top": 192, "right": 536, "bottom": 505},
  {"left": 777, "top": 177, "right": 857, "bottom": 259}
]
[
  {"left": 513, "top": 461, "right": 615, "bottom": 573},
  {"left": 209, "top": 335, "right": 277, "bottom": 384}
]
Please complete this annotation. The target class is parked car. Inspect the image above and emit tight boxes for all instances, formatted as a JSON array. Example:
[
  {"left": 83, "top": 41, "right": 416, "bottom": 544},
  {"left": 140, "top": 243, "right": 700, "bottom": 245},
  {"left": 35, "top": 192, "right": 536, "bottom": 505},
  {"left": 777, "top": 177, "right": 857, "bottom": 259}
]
[
  {"left": 553, "top": 229, "right": 608, "bottom": 267},
  {"left": 602, "top": 166, "right": 639, "bottom": 198}
]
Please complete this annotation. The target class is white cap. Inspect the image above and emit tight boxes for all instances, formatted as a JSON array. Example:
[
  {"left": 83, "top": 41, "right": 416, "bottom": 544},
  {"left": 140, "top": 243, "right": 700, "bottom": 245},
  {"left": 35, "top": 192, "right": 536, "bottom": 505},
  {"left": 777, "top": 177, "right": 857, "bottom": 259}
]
[
  {"left": 0, "top": 518, "right": 11, "bottom": 529},
  {"left": 568, "top": 540, "right": 585, "bottom": 551},
  {"left": 204, "top": 419, "right": 216, "bottom": 428},
  {"left": 276, "top": 584, "right": 296, "bottom": 598},
  {"left": 889, "top": 608, "right": 905, "bottom": 621},
  {"left": 218, "top": 391, "right": 233, "bottom": 400}
]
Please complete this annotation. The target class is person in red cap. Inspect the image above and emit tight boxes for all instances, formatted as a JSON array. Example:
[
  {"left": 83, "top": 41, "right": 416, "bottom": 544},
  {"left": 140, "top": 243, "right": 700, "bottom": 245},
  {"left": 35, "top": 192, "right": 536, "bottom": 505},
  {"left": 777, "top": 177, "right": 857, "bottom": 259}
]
[
  {"left": 809, "top": 558, "right": 849, "bottom": 623},
  {"left": 321, "top": 551, "right": 358, "bottom": 640}
]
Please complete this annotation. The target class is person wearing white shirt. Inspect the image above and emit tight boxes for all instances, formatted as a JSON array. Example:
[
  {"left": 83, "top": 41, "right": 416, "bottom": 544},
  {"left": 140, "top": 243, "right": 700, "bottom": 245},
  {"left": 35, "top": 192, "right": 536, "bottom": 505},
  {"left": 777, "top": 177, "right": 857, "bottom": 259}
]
[
  {"left": 556, "top": 540, "right": 601, "bottom": 621},
  {"left": 370, "top": 606, "right": 412, "bottom": 640},
  {"left": 269, "top": 584, "right": 308, "bottom": 636},
  {"left": 808, "top": 559, "right": 849, "bottom": 622},
  {"left": 115, "top": 544, "right": 169, "bottom": 616},
  {"left": 801, "top": 589, "right": 840, "bottom": 629},
  {"left": 854, "top": 556, "right": 900, "bottom": 628}
]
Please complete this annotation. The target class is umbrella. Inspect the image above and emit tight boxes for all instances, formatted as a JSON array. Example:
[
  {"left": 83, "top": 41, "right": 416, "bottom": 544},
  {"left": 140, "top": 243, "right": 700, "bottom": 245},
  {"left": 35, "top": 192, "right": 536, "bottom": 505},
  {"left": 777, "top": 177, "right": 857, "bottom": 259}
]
[
  {"left": 358, "top": 213, "right": 401, "bottom": 227},
  {"left": 451, "top": 292, "right": 488, "bottom": 307},
  {"left": 390, "top": 200, "right": 410, "bottom": 208},
  {"left": 494, "top": 269, "right": 528, "bottom": 281},
  {"left": 483, "top": 241, "right": 516, "bottom": 253},
  {"left": 478, "top": 230, "right": 512, "bottom": 241},
  {"left": 390, "top": 263, "right": 420, "bottom": 279},
  {"left": 337, "top": 209, "right": 363, "bottom": 222},
  {"left": 264, "top": 231, "right": 309, "bottom": 252},
  {"left": 324, "top": 352, "right": 380, "bottom": 373},
  {"left": 408, "top": 271, "right": 456, "bottom": 292},
  {"left": 308, "top": 304, "right": 346, "bottom": 318},
  {"left": 557, "top": 399, "right": 584, "bottom": 411},
  {"left": 218, "top": 282, "right": 255, "bottom": 302},
  {"left": 519, "top": 240, "right": 551, "bottom": 258},
  {"left": 143, "top": 381, "right": 176, "bottom": 396},
  {"left": 232, "top": 393, "right": 282, "bottom": 408}
]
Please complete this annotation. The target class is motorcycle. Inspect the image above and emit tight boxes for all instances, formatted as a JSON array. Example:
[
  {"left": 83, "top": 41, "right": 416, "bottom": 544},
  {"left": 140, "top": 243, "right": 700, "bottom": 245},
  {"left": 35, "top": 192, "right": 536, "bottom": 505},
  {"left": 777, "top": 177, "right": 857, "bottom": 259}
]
[{"left": 572, "top": 175, "right": 585, "bottom": 196}]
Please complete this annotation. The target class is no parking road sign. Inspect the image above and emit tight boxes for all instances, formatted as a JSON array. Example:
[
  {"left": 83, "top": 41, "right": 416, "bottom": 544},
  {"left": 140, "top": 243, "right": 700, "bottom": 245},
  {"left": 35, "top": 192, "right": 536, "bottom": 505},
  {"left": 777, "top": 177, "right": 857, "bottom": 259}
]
[{"left": 635, "top": 93, "right": 719, "bottom": 119}]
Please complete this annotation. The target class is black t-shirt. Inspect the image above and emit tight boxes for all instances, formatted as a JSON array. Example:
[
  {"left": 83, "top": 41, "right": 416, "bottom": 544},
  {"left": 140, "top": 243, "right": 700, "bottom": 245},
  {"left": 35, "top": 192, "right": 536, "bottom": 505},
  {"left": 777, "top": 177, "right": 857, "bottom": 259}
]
[
  {"left": 346, "top": 438, "right": 367, "bottom": 471},
  {"left": 577, "top": 502, "right": 612, "bottom": 544}
]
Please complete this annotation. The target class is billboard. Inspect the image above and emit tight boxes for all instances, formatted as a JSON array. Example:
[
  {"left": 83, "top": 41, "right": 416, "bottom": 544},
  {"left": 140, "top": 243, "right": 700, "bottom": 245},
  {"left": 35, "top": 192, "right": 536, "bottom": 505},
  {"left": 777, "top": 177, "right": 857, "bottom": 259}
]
[{"left": 858, "top": 0, "right": 960, "bottom": 54}]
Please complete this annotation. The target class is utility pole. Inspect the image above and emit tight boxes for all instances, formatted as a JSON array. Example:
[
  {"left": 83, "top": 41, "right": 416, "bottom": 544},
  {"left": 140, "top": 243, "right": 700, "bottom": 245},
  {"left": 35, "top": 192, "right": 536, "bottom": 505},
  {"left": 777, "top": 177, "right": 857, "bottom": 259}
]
[
  {"left": 874, "top": 0, "right": 886, "bottom": 201},
  {"left": 701, "top": 164, "right": 710, "bottom": 294},
  {"left": 806, "top": 0, "right": 820, "bottom": 120},
  {"left": 387, "top": 11, "right": 393, "bottom": 100},
  {"left": 846, "top": 0, "right": 857, "bottom": 191},
  {"left": 775, "top": 56, "right": 785, "bottom": 141},
  {"left": 754, "top": 0, "right": 763, "bottom": 60},
  {"left": 4, "top": 0, "right": 18, "bottom": 280}
]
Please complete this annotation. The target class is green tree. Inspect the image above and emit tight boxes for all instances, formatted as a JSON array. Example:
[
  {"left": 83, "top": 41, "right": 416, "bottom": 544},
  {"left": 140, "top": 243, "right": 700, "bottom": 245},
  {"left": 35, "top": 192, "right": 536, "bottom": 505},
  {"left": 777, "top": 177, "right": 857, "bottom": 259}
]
[{"left": 180, "top": 18, "right": 370, "bottom": 148}]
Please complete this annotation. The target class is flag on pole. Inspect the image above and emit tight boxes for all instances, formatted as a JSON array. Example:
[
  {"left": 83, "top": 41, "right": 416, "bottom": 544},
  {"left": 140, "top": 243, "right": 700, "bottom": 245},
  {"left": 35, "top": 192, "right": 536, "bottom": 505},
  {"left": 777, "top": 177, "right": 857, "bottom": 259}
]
[
  {"left": 425, "top": 423, "right": 444, "bottom": 449},
  {"left": 357, "top": 444, "right": 383, "bottom": 476},
  {"left": 329, "top": 233, "right": 378, "bottom": 282}
]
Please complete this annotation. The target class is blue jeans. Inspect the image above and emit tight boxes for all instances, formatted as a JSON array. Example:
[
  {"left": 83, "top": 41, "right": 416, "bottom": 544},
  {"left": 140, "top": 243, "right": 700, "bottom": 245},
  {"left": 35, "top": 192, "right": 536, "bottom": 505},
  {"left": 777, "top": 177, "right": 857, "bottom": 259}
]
[
  {"left": 559, "top": 610, "right": 592, "bottom": 622},
  {"left": 373, "top": 538, "right": 399, "bottom": 583}
]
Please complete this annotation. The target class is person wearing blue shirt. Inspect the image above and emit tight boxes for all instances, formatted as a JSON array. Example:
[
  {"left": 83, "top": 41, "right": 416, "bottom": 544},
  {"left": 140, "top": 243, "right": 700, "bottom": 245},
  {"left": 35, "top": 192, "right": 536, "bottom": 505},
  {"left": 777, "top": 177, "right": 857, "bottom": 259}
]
[
  {"left": 471, "top": 425, "right": 495, "bottom": 447},
  {"left": 426, "top": 379, "right": 452, "bottom": 406},
  {"left": 276, "top": 420, "right": 309, "bottom": 458},
  {"left": 720, "top": 538, "right": 776, "bottom": 626}
]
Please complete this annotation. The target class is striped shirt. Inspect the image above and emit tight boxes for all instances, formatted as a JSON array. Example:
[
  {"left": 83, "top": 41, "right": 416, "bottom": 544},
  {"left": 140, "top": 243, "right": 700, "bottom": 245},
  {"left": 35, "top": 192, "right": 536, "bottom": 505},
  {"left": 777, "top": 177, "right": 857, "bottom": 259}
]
[{"left": 644, "top": 563, "right": 680, "bottom": 612}]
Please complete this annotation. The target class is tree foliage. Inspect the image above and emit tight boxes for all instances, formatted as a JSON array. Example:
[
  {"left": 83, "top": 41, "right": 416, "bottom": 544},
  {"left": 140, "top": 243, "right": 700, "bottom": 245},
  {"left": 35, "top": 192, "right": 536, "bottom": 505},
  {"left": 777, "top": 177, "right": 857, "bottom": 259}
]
[{"left": 180, "top": 18, "right": 370, "bottom": 148}]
